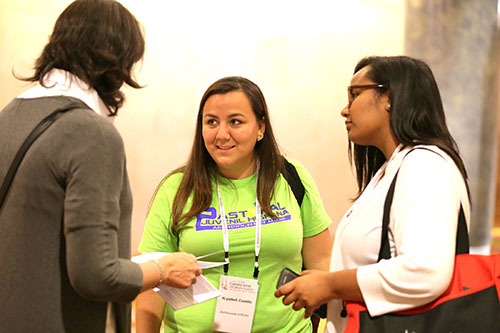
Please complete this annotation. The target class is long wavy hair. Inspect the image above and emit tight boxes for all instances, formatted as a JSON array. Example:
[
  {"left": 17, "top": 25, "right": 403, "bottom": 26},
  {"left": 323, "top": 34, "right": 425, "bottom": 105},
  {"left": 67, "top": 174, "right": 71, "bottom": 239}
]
[
  {"left": 19, "top": 0, "right": 144, "bottom": 116},
  {"left": 167, "top": 76, "right": 284, "bottom": 233},
  {"left": 349, "top": 56, "right": 469, "bottom": 197}
]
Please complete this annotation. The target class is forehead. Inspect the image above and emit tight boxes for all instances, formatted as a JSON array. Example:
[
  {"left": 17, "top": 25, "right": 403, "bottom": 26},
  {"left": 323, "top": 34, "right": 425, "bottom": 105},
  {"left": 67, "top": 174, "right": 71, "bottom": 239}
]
[
  {"left": 203, "top": 91, "right": 253, "bottom": 115},
  {"left": 350, "top": 66, "right": 372, "bottom": 85}
]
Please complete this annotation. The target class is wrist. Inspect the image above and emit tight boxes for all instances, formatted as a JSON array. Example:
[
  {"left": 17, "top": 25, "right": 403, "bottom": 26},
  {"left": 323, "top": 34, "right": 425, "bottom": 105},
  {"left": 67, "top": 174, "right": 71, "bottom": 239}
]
[
  {"left": 327, "top": 271, "right": 340, "bottom": 299},
  {"left": 152, "top": 259, "right": 164, "bottom": 286}
]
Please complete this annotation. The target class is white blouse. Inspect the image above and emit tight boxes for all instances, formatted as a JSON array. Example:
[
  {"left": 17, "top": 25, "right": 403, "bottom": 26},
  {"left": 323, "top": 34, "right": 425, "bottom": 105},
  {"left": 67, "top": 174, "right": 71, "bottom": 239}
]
[{"left": 326, "top": 144, "right": 470, "bottom": 333}]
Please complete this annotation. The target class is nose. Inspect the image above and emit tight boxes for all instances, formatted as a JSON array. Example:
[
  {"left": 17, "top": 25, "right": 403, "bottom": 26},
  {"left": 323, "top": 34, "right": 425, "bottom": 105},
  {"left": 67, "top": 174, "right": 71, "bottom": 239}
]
[
  {"left": 215, "top": 122, "right": 230, "bottom": 140},
  {"left": 340, "top": 104, "right": 349, "bottom": 118}
]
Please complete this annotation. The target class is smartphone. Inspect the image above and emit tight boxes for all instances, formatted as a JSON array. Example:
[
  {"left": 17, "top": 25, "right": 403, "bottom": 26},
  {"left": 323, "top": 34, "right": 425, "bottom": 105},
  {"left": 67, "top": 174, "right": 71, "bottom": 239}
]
[{"left": 276, "top": 267, "right": 300, "bottom": 288}]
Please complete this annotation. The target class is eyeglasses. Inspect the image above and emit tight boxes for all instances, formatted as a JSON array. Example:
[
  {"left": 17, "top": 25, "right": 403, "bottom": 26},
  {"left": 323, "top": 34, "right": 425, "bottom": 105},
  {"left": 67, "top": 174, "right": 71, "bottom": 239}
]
[{"left": 347, "top": 84, "right": 386, "bottom": 108}]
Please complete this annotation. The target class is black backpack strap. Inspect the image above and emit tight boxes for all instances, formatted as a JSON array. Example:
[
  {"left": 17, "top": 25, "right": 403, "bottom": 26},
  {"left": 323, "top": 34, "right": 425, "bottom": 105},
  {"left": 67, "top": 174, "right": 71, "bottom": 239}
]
[
  {"left": 378, "top": 147, "right": 470, "bottom": 262},
  {"left": 0, "top": 103, "right": 84, "bottom": 211},
  {"left": 281, "top": 156, "right": 305, "bottom": 207}
]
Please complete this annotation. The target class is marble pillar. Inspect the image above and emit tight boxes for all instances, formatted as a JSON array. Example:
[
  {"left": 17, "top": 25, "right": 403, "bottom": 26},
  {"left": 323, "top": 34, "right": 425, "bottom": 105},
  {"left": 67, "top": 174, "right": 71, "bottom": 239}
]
[{"left": 405, "top": 0, "right": 500, "bottom": 251}]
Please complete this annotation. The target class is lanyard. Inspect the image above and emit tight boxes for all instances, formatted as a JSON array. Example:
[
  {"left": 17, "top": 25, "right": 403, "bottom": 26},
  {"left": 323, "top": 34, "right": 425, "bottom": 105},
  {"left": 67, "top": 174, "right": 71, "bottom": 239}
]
[{"left": 216, "top": 177, "right": 262, "bottom": 278}]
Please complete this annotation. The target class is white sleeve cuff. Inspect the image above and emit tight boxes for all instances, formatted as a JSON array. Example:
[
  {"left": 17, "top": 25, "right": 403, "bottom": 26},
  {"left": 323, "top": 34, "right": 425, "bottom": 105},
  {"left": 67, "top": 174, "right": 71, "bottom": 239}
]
[{"left": 357, "top": 263, "right": 390, "bottom": 316}]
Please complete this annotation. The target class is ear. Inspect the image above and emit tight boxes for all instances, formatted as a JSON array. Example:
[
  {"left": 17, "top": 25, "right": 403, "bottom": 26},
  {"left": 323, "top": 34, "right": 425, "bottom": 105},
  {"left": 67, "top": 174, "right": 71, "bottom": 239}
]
[
  {"left": 382, "top": 92, "right": 391, "bottom": 112},
  {"left": 257, "top": 117, "right": 266, "bottom": 140}
]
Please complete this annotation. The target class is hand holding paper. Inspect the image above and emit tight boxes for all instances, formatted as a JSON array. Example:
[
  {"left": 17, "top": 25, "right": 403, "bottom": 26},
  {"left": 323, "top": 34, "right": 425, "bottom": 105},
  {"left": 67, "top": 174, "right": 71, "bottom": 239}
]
[
  {"left": 158, "top": 252, "right": 201, "bottom": 289},
  {"left": 133, "top": 252, "right": 224, "bottom": 310}
]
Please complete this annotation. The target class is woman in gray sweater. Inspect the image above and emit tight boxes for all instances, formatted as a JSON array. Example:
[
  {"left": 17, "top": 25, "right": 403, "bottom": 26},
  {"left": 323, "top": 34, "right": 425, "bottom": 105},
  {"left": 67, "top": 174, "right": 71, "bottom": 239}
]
[{"left": 0, "top": 1, "right": 200, "bottom": 332}]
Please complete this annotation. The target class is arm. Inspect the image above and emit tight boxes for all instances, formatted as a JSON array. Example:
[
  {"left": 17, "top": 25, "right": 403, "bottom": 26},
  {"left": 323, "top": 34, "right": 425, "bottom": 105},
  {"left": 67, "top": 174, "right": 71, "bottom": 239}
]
[
  {"left": 357, "top": 150, "right": 465, "bottom": 315},
  {"left": 302, "top": 228, "right": 332, "bottom": 271},
  {"left": 288, "top": 158, "right": 332, "bottom": 271},
  {"left": 136, "top": 172, "right": 196, "bottom": 330},
  {"left": 276, "top": 150, "right": 466, "bottom": 317},
  {"left": 135, "top": 290, "right": 165, "bottom": 333},
  {"left": 275, "top": 269, "right": 363, "bottom": 318},
  {"left": 277, "top": 159, "right": 336, "bottom": 317},
  {"left": 63, "top": 115, "right": 199, "bottom": 300},
  {"left": 62, "top": 113, "right": 143, "bottom": 302}
]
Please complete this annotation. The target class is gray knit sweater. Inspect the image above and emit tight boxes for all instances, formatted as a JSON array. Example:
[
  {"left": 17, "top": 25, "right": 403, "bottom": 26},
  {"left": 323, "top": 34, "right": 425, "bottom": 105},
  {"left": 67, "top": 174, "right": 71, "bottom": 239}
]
[{"left": 0, "top": 96, "right": 143, "bottom": 332}]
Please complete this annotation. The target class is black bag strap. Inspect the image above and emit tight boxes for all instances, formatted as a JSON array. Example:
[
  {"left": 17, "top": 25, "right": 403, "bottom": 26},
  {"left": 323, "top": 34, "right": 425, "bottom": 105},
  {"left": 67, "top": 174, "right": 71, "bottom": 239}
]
[
  {"left": 378, "top": 148, "right": 470, "bottom": 261},
  {"left": 282, "top": 156, "right": 305, "bottom": 207},
  {"left": 0, "top": 103, "right": 84, "bottom": 211}
]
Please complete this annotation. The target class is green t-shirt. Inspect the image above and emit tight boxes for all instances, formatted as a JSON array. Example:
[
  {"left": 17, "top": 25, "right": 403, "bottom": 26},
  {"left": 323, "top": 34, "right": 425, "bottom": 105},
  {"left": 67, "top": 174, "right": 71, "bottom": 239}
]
[{"left": 139, "top": 158, "right": 331, "bottom": 332}]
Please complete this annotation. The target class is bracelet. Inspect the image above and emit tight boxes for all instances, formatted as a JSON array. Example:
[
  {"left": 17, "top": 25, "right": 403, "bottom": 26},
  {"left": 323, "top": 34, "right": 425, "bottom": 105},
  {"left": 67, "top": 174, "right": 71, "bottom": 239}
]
[{"left": 152, "top": 259, "right": 164, "bottom": 285}]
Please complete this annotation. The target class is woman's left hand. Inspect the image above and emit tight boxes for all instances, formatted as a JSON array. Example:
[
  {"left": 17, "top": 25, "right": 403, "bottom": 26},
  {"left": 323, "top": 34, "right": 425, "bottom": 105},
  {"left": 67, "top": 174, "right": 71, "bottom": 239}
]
[{"left": 274, "top": 270, "right": 334, "bottom": 318}]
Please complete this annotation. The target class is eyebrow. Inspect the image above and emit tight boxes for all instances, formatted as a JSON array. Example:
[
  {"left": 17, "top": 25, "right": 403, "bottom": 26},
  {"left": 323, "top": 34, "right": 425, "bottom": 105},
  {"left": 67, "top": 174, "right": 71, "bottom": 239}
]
[{"left": 203, "top": 112, "right": 247, "bottom": 118}]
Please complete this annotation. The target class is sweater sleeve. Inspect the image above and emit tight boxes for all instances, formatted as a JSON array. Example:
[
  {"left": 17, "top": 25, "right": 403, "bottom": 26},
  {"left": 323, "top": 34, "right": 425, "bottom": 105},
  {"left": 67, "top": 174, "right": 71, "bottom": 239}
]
[
  {"left": 61, "top": 111, "right": 143, "bottom": 302},
  {"left": 357, "top": 149, "right": 466, "bottom": 316}
]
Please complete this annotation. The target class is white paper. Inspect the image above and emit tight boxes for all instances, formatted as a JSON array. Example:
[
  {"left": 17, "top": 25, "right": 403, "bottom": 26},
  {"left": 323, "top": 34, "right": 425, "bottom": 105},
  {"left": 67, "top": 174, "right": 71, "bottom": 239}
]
[{"left": 132, "top": 252, "right": 223, "bottom": 310}]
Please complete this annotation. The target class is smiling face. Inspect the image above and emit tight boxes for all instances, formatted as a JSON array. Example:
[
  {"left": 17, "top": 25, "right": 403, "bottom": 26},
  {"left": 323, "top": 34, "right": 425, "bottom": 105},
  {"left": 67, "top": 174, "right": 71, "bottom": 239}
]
[
  {"left": 341, "top": 66, "right": 393, "bottom": 154},
  {"left": 202, "top": 90, "right": 265, "bottom": 179}
]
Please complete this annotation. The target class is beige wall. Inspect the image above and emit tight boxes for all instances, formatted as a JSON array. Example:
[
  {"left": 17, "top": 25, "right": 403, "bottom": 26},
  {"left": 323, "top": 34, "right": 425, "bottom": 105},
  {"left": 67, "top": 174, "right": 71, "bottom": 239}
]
[{"left": 0, "top": 0, "right": 404, "bottom": 252}]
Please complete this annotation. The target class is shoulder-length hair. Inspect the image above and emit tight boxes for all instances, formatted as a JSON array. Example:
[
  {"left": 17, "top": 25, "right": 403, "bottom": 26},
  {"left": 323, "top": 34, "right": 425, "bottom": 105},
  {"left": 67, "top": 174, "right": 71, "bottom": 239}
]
[
  {"left": 349, "top": 56, "right": 469, "bottom": 197},
  {"left": 20, "top": 0, "right": 144, "bottom": 116},
  {"left": 169, "top": 76, "right": 284, "bottom": 233}
]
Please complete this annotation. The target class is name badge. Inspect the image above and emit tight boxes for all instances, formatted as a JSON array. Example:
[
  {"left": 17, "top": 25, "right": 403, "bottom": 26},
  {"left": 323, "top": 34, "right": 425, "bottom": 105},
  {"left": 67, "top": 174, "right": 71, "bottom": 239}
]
[{"left": 213, "top": 275, "right": 259, "bottom": 333}]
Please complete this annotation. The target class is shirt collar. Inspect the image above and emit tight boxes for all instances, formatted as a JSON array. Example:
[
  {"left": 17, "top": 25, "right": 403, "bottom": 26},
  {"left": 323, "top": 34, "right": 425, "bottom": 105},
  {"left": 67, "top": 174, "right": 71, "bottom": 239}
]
[{"left": 18, "top": 69, "right": 113, "bottom": 123}]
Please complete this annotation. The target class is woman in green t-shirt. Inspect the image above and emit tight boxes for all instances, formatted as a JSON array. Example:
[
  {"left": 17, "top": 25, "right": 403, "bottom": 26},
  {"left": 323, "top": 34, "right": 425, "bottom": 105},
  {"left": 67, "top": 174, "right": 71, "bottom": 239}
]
[{"left": 136, "top": 76, "right": 332, "bottom": 332}]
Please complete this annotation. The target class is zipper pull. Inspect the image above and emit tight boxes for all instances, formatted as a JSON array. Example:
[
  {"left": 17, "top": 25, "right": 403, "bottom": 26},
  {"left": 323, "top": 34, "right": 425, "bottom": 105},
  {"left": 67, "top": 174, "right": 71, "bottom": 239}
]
[{"left": 340, "top": 300, "right": 347, "bottom": 317}]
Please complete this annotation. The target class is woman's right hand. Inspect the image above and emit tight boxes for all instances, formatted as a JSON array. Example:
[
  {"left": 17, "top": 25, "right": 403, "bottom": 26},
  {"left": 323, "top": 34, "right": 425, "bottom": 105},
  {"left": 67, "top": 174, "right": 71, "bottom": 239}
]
[{"left": 157, "top": 253, "right": 201, "bottom": 289}]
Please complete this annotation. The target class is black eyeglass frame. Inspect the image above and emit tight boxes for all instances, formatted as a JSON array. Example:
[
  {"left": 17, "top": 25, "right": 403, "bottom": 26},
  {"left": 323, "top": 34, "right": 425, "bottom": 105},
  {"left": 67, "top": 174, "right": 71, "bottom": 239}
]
[{"left": 347, "top": 84, "right": 387, "bottom": 108}]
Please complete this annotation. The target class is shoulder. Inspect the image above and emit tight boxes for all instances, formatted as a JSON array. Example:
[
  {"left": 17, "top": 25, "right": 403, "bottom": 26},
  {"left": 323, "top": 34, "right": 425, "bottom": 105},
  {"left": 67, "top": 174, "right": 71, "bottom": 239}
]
[
  {"left": 283, "top": 156, "right": 304, "bottom": 168},
  {"left": 399, "top": 145, "right": 457, "bottom": 175},
  {"left": 18, "top": 95, "right": 124, "bottom": 151},
  {"left": 59, "top": 104, "right": 121, "bottom": 143},
  {"left": 155, "top": 170, "right": 185, "bottom": 198},
  {"left": 285, "top": 157, "right": 314, "bottom": 185},
  {"left": 281, "top": 156, "right": 320, "bottom": 192},
  {"left": 282, "top": 156, "right": 309, "bottom": 178},
  {"left": 162, "top": 170, "right": 185, "bottom": 187},
  {"left": 395, "top": 145, "right": 468, "bottom": 201}
]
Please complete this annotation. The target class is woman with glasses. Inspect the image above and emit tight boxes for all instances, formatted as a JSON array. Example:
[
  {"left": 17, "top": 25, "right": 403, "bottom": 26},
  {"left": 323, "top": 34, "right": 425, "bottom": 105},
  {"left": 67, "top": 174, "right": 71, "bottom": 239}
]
[{"left": 275, "top": 55, "right": 470, "bottom": 333}]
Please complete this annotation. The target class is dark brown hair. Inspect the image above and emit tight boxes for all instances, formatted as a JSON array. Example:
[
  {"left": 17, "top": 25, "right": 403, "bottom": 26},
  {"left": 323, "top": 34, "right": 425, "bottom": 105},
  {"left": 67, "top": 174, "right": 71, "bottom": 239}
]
[
  {"left": 20, "top": 0, "right": 145, "bottom": 116},
  {"left": 349, "top": 56, "right": 469, "bottom": 197},
  {"left": 168, "top": 76, "right": 284, "bottom": 232}
]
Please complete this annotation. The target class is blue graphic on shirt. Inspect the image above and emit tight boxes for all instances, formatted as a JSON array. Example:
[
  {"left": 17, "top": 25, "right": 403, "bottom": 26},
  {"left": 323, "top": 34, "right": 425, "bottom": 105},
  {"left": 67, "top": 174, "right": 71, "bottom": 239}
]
[{"left": 195, "top": 202, "right": 291, "bottom": 231}]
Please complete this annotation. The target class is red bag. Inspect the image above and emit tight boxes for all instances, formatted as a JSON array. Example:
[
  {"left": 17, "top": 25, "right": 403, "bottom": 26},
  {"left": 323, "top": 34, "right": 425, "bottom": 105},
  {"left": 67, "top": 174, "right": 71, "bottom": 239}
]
[
  {"left": 344, "top": 254, "right": 500, "bottom": 333},
  {"left": 344, "top": 151, "right": 500, "bottom": 332}
]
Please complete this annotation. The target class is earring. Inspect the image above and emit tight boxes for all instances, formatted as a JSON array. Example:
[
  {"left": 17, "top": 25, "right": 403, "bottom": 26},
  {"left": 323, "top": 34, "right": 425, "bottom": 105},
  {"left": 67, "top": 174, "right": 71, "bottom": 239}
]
[
  {"left": 257, "top": 135, "right": 262, "bottom": 141},
  {"left": 387, "top": 103, "right": 391, "bottom": 111}
]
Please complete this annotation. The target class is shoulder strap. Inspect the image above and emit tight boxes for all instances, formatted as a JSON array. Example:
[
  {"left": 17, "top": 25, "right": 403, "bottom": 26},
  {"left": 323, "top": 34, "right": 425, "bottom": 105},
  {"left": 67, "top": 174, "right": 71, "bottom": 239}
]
[
  {"left": 281, "top": 156, "right": 305, "bottom": 207},
  {"left": 378, "top": 147, "right": 469, "bottom": 261},
  {"left": 0, "top": 103, "right": 84, "bottom": 211}
]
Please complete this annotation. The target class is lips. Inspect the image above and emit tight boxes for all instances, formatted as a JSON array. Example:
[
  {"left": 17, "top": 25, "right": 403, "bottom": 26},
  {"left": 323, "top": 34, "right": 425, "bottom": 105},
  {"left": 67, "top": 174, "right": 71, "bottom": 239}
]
[
  {"left": 217, "top": 145, "right": 235, "bottom": 150},
  {"left": 345, "top": 121, "right": 352, "bottom": 130}
]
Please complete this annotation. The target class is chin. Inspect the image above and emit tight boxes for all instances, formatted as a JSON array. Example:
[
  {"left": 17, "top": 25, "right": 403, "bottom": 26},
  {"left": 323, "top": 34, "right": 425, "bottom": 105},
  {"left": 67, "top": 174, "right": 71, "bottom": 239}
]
[{"left": 347, "top": 133, "right": 365, "bottom": 145}]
